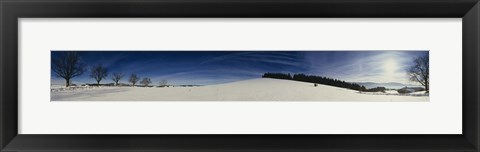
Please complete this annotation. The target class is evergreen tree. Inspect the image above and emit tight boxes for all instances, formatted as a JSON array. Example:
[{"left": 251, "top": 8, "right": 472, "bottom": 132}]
[{"left": 263, "top": 72, "right": 367, "bottom": 91}]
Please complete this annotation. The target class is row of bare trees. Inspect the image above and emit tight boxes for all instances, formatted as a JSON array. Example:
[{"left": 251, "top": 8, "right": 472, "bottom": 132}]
[
  {"left": 52, "top": 52, "right": 166, "bottom": 87},
  {"left": 109, "top": 73, "right": 155, "bottom": 87}
]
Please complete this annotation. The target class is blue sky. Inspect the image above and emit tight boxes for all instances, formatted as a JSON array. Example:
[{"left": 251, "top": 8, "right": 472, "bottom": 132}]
[{"left": 51, "top": 51, "right": 428, "bottom": 86}]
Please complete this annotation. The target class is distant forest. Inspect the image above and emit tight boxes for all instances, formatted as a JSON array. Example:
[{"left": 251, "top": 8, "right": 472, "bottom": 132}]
[{"left": 262, "top": 73, "right": 377, "bottom": 92}]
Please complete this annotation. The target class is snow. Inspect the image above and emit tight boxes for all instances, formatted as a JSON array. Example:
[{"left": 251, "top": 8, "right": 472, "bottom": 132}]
[
  {"left": 51, "top": 78, "right": 429, "bottom": 102},
  {"left": 385, "top": 90, "right": 400, "bottom": 95},
  {"left": 358, "top": 90, "right": 428, "bottom": 97},
  {"left": 409, "top": 91, "right": 429, "bottom": 96}
]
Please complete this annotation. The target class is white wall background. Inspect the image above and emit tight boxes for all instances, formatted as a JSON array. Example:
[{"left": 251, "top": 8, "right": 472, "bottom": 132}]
[{"left": 19, "top": 18, "right": 462, "bottom": 134}]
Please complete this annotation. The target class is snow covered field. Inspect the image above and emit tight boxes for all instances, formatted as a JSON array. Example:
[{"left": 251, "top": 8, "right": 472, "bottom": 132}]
[{"left": 51, "top": 78, "right": 429, "bottom": 102}]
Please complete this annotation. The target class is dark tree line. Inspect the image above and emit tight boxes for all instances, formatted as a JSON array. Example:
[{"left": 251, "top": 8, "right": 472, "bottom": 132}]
[
  {"left": 262, "top": 73, "right": 368, "bottom": 91},
  {"left": 365, "top": 87, "right": 387, "bottom": 93},
  {"left": 262, "top": 73, "right": 293, "bottom": 80}
]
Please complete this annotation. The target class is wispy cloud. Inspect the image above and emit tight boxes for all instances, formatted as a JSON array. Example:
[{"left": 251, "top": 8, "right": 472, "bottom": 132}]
[
  {"left": 51, "top": 51, "right": 428, "bottom": 86},
  {"left": 201, "top": 51, "right": 307, "bottom": 67},
  {"left": 303, "top": 51, "right": 426, "bottom": 84}
]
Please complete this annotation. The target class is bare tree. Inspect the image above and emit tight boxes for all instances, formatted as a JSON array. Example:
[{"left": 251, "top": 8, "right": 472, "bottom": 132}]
[
  {"left": 51, "top": 52, "right": 86, "bottom": 87},
  {"left": 129, "top": 74, "right": 139, "bottom": 87},
  {"left": 158, "top": 80, "right": 168, "bottom": 87},
  {"left": 140, "top": 77, "right": 152, "bottom": 87},
  {"left": 90, "top": 64, "right": 108, "bottom": 86},
  {"left": 407, "top": 54, "right": 429, "bottom": 92},
  {"left": 111, "top": 72, "right": 125, "bottom": 86}
]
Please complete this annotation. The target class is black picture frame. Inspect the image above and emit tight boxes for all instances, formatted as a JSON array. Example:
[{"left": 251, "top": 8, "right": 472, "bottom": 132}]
[{"left": 1, "top": 0, "right": 479, "bottom": 151}]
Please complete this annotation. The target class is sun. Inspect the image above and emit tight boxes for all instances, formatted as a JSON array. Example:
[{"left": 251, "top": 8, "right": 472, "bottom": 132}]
[
  {"left": 384, "top": 58, "right": 397, "bottom": 73},
  {"left": 383, "top": 58, "right": 398, "bottom": 81}
]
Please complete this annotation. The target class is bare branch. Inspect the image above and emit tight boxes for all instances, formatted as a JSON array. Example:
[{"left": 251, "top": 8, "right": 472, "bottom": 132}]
[
  {"left": 140, "top": 77, "right": 152, "bottom": 87},
  {"left": 129, "top": 74, "right": 139, "bottom": 86},
  {"left": 111, "top": 72, "right": 125, "bottom": 86},
  {"left": 89, "top": 64, "right": 108, "bottom": 85},
  {"left": 406, "top": 54, "right": 429, "bottom": 92},
  {"left": 51, "top": 52, "right": 85, "bottom": 87}
]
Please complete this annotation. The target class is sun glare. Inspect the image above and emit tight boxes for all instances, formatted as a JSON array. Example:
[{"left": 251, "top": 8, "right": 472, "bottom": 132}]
[{"left": 383, "top": 58, "right": 398, "bottom": 82}]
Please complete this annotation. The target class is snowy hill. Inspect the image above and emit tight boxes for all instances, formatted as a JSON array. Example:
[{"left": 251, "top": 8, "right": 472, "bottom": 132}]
[
  {"left": 355, "top": 82, "right": 423, "bottom": 89},
  {"left": 51, "top": 78, "right": 428, "bottom": 102}
]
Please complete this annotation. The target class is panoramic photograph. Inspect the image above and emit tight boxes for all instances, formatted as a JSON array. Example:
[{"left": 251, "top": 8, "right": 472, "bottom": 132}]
[{"left": 50, "top": 51, "right": 429, "bottom": 101}]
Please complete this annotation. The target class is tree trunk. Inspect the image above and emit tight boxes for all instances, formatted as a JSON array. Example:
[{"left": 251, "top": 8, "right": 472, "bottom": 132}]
[
  {"left": 425, "top": 83, "right": 429, "bottom": 93},
  {"left": 65, "top": 79, "right": 70, "bottom": 87}
]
